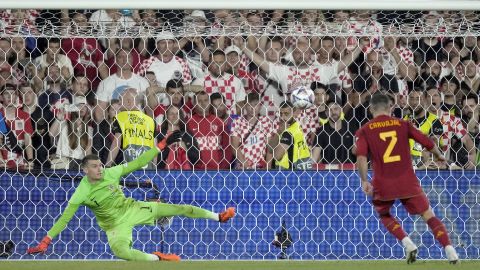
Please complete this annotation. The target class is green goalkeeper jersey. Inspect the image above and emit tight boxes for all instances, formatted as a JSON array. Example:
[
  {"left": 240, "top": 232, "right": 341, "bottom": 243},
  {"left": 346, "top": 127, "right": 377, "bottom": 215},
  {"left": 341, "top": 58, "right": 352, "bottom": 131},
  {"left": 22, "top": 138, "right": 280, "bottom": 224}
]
[{"left": 47, "top": 148, "right": 159, "bottom": 238}]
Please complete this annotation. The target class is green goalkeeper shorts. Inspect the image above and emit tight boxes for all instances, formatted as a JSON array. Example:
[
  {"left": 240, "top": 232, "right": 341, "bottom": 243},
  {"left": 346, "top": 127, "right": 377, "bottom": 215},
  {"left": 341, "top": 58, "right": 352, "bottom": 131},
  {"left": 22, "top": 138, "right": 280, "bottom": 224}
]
[{"left": 106, "top": 201, "right": 159, "bottom": 248}]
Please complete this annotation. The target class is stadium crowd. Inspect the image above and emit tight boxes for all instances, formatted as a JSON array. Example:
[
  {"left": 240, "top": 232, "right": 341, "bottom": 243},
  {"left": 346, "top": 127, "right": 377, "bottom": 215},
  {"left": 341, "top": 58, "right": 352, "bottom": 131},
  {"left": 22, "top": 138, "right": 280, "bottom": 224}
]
[{"left": 0, "top": 9, "right": 479, "bottom": 170}]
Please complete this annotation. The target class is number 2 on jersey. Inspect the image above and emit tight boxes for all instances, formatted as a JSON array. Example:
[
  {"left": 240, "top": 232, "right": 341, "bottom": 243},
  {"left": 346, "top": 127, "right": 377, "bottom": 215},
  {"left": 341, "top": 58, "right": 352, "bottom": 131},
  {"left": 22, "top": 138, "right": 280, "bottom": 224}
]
[{"left": 379, "top": 131, "right": 401, "bottom": 163}]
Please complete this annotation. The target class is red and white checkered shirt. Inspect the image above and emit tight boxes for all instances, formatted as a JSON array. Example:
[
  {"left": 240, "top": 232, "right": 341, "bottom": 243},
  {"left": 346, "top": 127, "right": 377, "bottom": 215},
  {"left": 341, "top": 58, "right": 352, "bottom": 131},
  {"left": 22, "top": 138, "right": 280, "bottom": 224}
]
[
  {"left": 231, "top": 115, "right": 275, "bottom": 168},
  {"left": 0, "top": 107, "right": 33, "bottom": 169},
  {"left": 380, "top": 46, "right": 414, "bottom": 76},
  {"left": 268, "top": 63, "right": 336, "bottom": 93},
  {"left": 0, "top": 9, "right": 39, "bottom": 34},
  {"left": 237, "top": 69, "right": 261, "bottom": 93},
  {"left": 298, "top": 107, "right": 322, "bottom": 136},
  {"left": 138, "top": 55, "right": 192, "bottom": 87},
  {"left": 194, "top": 73, "right": 246, "bottom": 115},
  {"left": 437, "top": 111, "right": 467, "bottom": 155},
  {"left": 253, "top": 71, "right": 286, "bottom": 119}
]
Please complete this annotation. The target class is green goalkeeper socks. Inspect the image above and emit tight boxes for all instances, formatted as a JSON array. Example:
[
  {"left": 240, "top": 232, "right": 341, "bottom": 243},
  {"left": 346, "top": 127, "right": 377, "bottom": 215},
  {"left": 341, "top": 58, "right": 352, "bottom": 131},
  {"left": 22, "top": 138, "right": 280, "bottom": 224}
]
[{"left": 153, "top": 203, "right": 219, "bottom": 221}]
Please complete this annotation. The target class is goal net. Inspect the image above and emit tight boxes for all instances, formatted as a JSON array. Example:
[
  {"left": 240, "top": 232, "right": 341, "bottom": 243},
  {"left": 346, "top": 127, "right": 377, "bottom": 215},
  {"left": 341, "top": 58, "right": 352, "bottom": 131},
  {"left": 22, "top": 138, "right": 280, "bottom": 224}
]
[{"left": 0, "top": 6, "right": 479, "bottom": 260}]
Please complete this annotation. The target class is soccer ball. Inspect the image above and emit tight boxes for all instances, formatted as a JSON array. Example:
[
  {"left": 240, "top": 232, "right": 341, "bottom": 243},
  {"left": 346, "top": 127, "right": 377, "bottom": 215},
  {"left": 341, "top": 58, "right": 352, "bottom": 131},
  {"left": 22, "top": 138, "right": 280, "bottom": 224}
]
[{"left": 290, "top": 86, "right": 315, "bottom": 108}]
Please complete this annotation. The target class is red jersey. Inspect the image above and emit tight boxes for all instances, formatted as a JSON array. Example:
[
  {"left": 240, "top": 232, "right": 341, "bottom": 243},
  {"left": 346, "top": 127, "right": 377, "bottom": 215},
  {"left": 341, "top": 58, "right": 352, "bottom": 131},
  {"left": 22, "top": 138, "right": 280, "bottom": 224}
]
[
  {"left": 355, "top": 115, "right": 435, "bottom": 201},
  {"left": 187, "top": 114, "right": 228, "bottom": 170},
  {"left": 62, "top": 38, "right": 103, "bottom": 89},
  {"left": 1, "top": 108, "right": 34, "bottom": 168}
]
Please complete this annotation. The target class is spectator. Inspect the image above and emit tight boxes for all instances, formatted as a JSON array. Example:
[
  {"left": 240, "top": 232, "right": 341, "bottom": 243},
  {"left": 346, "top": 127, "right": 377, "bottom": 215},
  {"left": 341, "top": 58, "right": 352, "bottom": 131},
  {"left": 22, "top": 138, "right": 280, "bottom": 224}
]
[
  {"left": 70, "top": 75, "right": 90, "bottom": 99},
  {"left": 459, "top": 55, "right": 480, "bottom": 92},
  {"left": 139, "top": 9, "right": 163, "bottom": 30},
  {"left": 380, "top": 35, "right": 417, "bottom": 98},
  {"left": 157, "top": 105, "right": 199, "bottom": 170},
  {"left": 0, "top": 85, "right": 34, "bottom": 169},
  {"left": 381, "top": 36, "right": 417, "bottom": 82},
  {"left": 0, "top": 9, "right": 39, "bottom": 34},
  {"left": 67, "top": 12, "right": 91, "bottom": 35},
  {"left": 267, "top": 101, "right": 312, "bottom": 170},
  {"left": 210, "top": 92, "right": 234, "bottom": 165},
  {"left": 49, "top": 102, "right": 93, "bottom": 170},
  {"left": 92, "top": 99, "right": 123, "bottom": 165},
  {"left": 95, "top": 50, "right": 150, "bottom": 122},
  {"left": 231, "top": 93, "right": 275, "bottom": 169},
  {"left": 411, "top": 13, "right": 445, "bottom": 65},
  {"left": 298, "top": 82, "right": 333, "bottom": 144},
  {"left": 439, "top": 75, "right": 462, "bottom": 116},
  {"left": 62, "top": 18, "right": 105, "bottom": 89},
  {"left": 20, "top": 85, "right": 52, "bottom": 168},
  {"left": 312, "top": 100, "right": 356, "bottom": 164},
  {"left": 105, "top": 37, "right": 143, "bottom": 75},
  {"left": 0, "top": 48, "right": 14, "bottom": 88},
  {"left": 33, "top": 38, "right": 73, "bottom": 85},
  {"left": 425, "top": 86, "right": 476, "bottom": 168},
  {"left": 138, "top": 31, "right": 192, "bottom": 87},
  {"left": 314, "top": 36, "right": 354, "bottom": 92},
  {"left": 255, "top": 37, "right": 287, "bottom": 118},
  {"left": 187, "top": 91, "right": 229, "bottom": 170},
  {"left": 236, "top": 35, "right": 360, "bottom": 99},
  {"left": 210, "top": 92, "right": 230, "bottom": 125},
  {"left": 404, "top": 87, "right": 444, "bottom": 168},
  {"left": 192, "top": 50, "right": 246, "bottom": 115},
  {"left": 88, "top": 9, "right": 138, "bottom": 30},
  {"left": 147, "top": 79, "right": 193, "bottom": 128},
  {"left": 37, "top": 64, "right": 72, "bottom": 115},
  {"left": 354, "top": 50, "right": 400, "bottom": 96},
  {"left": 224, "top": 45, "right": 259, "bottom": 93},
  {"left": 179, "top": 10, "right": 211, "bottom": 79},
  {"left": 6, "top": 37, "right": 31, "bottom": 84},
  {"left": 462, "top": 94, "right": 480, "bottom": 136},
  {"left": 107, "top": 88, "right": 155, "bottom": 167},
  {"left": 420, "top": 58, "right": 447, "bottom": 88}
]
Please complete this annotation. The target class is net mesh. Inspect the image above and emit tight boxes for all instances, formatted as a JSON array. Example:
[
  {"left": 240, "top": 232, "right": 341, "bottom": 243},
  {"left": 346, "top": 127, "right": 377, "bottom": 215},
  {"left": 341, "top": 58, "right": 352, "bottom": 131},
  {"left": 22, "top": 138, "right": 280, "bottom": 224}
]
[{"left": 0, "top": 9, "right": 479, "bottom": 260}]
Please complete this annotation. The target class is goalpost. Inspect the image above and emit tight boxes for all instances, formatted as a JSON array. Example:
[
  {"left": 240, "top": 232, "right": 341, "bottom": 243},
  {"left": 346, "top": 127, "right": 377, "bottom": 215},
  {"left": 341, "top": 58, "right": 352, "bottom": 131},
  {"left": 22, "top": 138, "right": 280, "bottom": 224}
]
[{"left": 0, "top": 0, "right": 479, "bottom": 261}]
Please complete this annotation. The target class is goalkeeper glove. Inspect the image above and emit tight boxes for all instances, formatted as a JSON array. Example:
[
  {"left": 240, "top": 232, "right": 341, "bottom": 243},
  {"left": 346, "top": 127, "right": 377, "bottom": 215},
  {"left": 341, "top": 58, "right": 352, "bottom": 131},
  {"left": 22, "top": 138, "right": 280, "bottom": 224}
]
[
  {"left": 157, "top": 130, "right": 182, "bottom": 151},
  {"left": 27, "top": 235, "right": 52, "bottom": 254}
]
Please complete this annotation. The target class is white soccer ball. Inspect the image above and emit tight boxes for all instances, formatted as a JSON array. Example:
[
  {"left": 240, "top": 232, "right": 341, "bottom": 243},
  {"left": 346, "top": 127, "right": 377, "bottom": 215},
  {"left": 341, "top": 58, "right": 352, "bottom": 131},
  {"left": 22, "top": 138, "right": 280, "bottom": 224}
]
[{"left": 290, "top": 86, "right": 315, "bottom": 108}]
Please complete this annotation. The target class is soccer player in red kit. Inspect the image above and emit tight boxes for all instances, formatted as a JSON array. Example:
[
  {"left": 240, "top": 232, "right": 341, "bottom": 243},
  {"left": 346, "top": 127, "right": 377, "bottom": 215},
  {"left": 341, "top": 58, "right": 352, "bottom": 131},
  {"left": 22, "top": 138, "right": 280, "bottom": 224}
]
[{"left": 355, "top": 94, "right": 459, "bottom": 264}]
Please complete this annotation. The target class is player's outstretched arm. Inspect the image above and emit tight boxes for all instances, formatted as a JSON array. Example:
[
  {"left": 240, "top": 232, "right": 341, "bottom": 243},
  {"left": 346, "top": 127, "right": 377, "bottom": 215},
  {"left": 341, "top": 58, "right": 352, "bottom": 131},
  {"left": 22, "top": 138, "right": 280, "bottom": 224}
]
[
  {"left": 27, "top": 203, "right": 80, "bottom": 254},
  {"left": 120, "top": 131, "right": 183, "bottom": 176}
]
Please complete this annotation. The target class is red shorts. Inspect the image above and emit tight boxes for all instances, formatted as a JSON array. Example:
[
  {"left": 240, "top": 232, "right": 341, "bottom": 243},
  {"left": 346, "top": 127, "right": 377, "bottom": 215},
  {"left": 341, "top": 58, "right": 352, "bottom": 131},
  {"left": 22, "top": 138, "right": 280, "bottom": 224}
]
[{"left": 373, "top": 192, "right": 430, "bottom": 215}]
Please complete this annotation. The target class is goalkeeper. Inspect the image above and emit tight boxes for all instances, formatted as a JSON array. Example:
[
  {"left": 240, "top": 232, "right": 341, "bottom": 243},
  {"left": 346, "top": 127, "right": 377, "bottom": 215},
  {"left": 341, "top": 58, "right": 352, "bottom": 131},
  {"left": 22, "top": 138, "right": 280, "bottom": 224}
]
[{"left": 27, "top": 131, "right": 235, "bottom": 261}]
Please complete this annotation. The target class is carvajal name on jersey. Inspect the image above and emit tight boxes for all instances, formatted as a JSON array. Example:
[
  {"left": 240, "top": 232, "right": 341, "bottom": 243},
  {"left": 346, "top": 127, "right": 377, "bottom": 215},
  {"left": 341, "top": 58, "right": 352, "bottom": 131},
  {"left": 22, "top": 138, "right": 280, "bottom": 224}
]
[{"left": 369, "top": 120, "right": 401, "bottom": 129}]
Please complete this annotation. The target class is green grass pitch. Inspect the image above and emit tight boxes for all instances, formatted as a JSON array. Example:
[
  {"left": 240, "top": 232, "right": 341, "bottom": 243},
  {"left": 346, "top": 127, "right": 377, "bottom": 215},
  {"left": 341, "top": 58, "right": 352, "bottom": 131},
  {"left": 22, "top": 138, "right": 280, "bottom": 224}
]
[{"left": 1, "top": 260, "right": 480, "bottom": 270}]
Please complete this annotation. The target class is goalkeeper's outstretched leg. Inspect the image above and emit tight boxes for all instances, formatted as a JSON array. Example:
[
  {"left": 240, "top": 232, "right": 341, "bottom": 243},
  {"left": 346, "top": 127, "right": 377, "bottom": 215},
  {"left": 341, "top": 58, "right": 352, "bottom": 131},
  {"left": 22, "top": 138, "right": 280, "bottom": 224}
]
[
  {"left": 152, "top": 202, "right": 236, "bottom": 223},
  {"left": 106, "top": 204, "right": 235, "bottom": 262}
]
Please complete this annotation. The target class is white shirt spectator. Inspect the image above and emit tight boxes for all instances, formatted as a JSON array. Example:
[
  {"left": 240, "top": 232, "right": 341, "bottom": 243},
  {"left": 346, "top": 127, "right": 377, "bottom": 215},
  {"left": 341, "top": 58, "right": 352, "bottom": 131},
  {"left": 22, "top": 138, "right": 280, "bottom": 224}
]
[
  {"left": 380, "top": 46, "right": 414, "bottom": 77},
  {"left": 34, "top": 54, "right": 74, "bottom": 77},
  {"left": 193, "top": 73, "right": 246, "bottom": 115},
  {"left": 138, "top": 56, "right": 192, "bottom": 87},
  {"left": 96, "top": 73, "right": 149, "bottom": 102},
  {"left": 55, "top": 122, "right": 93, "bottom": 160},
  {"left": 255, "top": 73, "right": 287, "bottom": 119},
  {"left": 89, "top": 10, "right": 136, "bottom": 29},
  {"left": 268, "top": 62, "right": 338, "bottom": 93}
]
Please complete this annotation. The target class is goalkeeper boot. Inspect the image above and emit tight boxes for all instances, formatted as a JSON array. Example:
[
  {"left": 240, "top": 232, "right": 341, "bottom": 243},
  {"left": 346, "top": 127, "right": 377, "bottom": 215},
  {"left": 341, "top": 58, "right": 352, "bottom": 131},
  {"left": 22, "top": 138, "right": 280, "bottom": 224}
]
[
  {"left": 152, "top": 251, "right": 181, "bottom": 261},
  {"left": 445, "top": 245, "right": 459, "bottom": 264},
  {"left": 219, "top": 207, "right": 236, "bottom": 223}
]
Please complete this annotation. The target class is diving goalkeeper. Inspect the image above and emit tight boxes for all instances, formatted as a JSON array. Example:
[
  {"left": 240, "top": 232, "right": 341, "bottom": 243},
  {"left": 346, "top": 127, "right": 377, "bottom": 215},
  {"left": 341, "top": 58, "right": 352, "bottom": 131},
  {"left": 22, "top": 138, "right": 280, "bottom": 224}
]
[{"left": 27, "top": 131, "right": 235, "bottom": 261}]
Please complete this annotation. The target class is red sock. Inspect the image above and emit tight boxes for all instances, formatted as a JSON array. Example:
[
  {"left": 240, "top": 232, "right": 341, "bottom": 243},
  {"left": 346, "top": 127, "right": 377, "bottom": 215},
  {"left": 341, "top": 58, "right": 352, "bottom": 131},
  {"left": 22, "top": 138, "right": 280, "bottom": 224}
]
[
  {"left": 380, "top": 214, "right": 407, "bottom": 241},
  {"left": 427, "top": 217, "right": 451, "bottom": 247}
]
